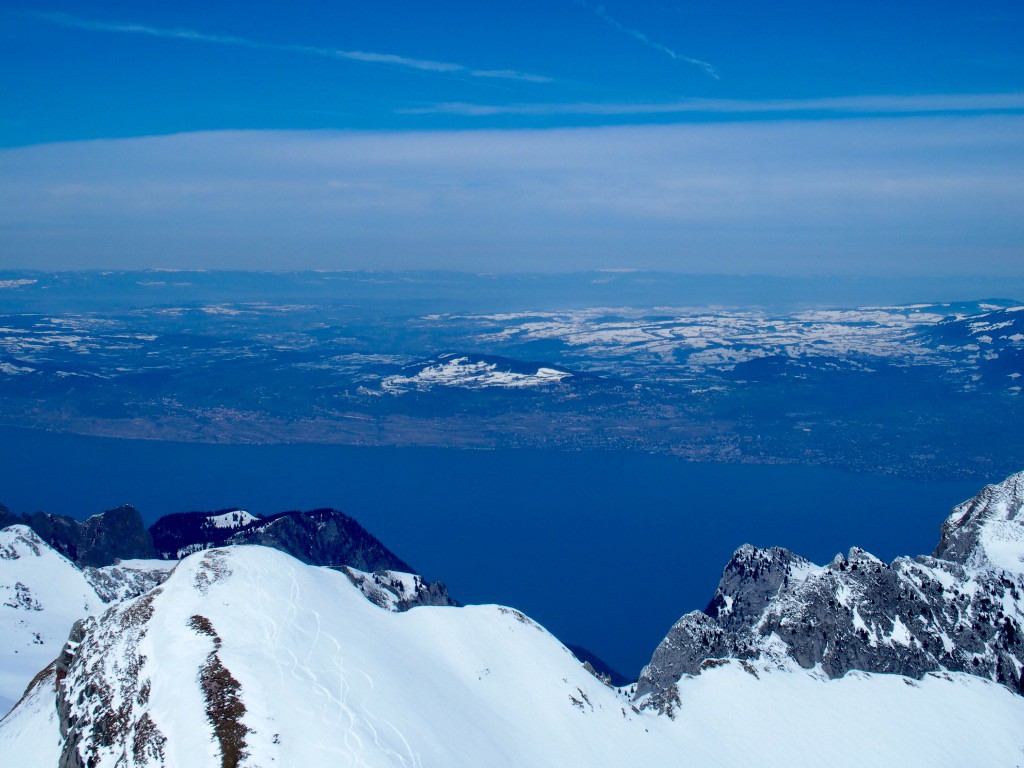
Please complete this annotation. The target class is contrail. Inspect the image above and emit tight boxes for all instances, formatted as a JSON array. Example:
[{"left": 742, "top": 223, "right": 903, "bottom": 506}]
[
  {"left": 577, "top": 1, "right": 718, "bottom": 80},
  {"left": 34, "top": 12, "right": 553, "bottom": 84},
  {"left": 400, "top": 93, "right": 1024, "bottom": 117}
]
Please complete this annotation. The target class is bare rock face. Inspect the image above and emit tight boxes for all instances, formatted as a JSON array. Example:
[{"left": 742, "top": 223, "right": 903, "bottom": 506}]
[
  {"left": 635, "top": 471, "right": 1024, "bottom": 711},
  {"left": 82, "top": 562, "right": 176, "bottom": 603},
  {"left": 56, "top": 595, "right": 167, "bottom": 768},
  {"left": 21, "top": 506, "right": 157, "bottom": 568},
  {"left": 227, "top": 509, "right": 413, "bottom": 573},
  {"left": 0, "top": 502, "right": 18, "bottom": 530}
]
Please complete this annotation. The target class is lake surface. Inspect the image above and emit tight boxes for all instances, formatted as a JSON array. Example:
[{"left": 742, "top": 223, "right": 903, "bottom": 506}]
[{"left": 0, "top": 426, "right": 987, "bottom": 678}]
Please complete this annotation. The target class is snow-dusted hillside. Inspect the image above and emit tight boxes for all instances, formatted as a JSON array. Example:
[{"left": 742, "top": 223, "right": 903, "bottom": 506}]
[
  {"left": 0, "top": 526, "right": 100, "bottom": 715},
  {"left": 379, "top": 353, "right": 573, "bottom": 393},
  {"left": 467, "top": 300, "right": 1024, "bottom": 387},
  {"left": 3, "top": 544, "right": 1023, "bottom": 767}
]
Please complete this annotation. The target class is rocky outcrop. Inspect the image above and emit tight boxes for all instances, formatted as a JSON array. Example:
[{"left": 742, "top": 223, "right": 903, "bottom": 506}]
[
  {"left": 227, "top": 509, "right": 413, "bottom": 573},
  {"left": 635, "top": 470, "right": 1024, "bottom": 710},
  {"left": 56, "top": 591, "right": 167, "bottom": 768},
  {"left": 0, "top": 503, "right": 17, "bottom": 530},
  {"left": 149, "top": 507, "right": 419, "bottom": 575},
  {"left": 565, "top": 645, "right": 631, "bottom": 688},
  {"left": 934, "top": 470, "right": 1024, "bottom": 570},
  {"left": 339, "top": 567, "right": 457, "bottom": 612},
  {"left": 82, "top": 562, "right": 176, "bottom": 603},
  {"left": 19, "top": 506, "right": 157, "bottom": 568}
]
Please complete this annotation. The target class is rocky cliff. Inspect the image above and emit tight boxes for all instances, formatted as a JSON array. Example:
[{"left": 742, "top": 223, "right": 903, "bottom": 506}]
[
  {"left": 17, "top": 507, "right": 156, "bottom": 568},
  {"left": 635, "top": 470, "right": 1024, "bottom": 712}
]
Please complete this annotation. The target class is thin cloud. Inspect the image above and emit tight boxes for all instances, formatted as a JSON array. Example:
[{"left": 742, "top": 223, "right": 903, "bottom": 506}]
[
  {"left": 400, "top": 93, "right": 1024, "bottom": 117},
  {"left": 2, "top": 118, "right": 1021, "bottom": 274},
  {"left": 34, "top": 11, "right": 552, "bottom": 83},
  {"left": 576, "top": 1, "right": 718, "bottom": 80}
]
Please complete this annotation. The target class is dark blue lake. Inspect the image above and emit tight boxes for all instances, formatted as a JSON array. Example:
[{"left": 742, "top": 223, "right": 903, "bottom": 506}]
[{"left": 0, "top": 427, "right": 987, "bottom": 678}]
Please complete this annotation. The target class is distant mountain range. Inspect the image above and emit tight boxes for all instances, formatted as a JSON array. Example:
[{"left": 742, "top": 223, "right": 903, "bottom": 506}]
[{"left": 1, "top": 470, "right": 1023, "bottom": 765}]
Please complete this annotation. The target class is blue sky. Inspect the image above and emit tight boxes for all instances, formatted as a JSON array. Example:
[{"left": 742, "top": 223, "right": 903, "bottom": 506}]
[{"left": 0, "top": 0, "right": 1022, "bottom": 272}]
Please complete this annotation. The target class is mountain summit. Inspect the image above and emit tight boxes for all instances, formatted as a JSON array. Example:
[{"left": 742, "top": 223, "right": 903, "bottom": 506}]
[
  {"left": 635, "top": 470, "right": 1024, "bottom": 713},
  {"left": 2, "top": 472, "right": 1024, "bottom": 766}
]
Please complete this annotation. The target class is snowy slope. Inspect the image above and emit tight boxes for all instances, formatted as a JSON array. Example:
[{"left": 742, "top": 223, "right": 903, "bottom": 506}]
[
  {"left": 0, "top": 664, "right": 63, "bottom": 765},
  {"left": 0, "top": 526, "right": 101, "bottom": 713},
  {"left": 3, "top": 544, "right": 1023, "bottom": 767}
]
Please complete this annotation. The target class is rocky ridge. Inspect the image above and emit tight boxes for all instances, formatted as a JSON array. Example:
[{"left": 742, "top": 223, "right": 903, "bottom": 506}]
[
  {"left": 224, "top": 509, "right": 414, "bottom": 573},
  {"left": 634, "top": 470, "right": 1024, "bottom": 712},
  {"left": 9, "top": 507, "right": 156, "bottom": 568}
]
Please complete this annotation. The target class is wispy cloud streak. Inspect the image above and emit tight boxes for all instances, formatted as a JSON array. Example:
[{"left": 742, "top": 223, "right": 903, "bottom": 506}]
[
  {"left": 576, "top": 1, "right": 718, "bottom": 80},
  {"left": 34, "top": 12, "right": 553, "bottom": 83},
  {"left": 400, "top": 93, "right": 1024, "bottom": 117}
]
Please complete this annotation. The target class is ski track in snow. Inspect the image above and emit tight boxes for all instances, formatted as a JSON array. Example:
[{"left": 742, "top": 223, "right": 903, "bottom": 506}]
[{"left": 253, "top": 561, "right": 420, "bottom": 767}]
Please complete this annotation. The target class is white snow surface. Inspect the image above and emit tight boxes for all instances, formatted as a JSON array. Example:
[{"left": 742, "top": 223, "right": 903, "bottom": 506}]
[
  {"left": 0, "top": 526, "right": 101, "bottom": 711},
  {"left": 109, "top": 559, "right": 179, "bottom": 572},
  {"left": 381, "top": 355, "right": 571, "bottom": 393},
  {"left": 0, "top": 665, "right": 62, "bottom": 764},
  {"left": 206, "top": 510, "right": 259, "bottom": 530},
  {"left": 4, "top": 544, "right": 1022, "bottom": 767}
]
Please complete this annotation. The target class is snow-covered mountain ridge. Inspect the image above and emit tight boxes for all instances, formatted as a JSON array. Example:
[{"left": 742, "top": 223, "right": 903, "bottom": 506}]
[
  {"left": 3, "top": 540, "right": 1024, "bottom": 767},
  {"left": 635, "top": 470, "right": 1024, "bottom": 713},
  {"left": 3, "top": 471, "right": 1024, "bottom": 765},
  {"left": 0, "top": 505, "right": 455, "bottom": 715}
]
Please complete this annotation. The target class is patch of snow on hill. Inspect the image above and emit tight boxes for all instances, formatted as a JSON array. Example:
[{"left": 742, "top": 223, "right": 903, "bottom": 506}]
[
  {"left": 381, "top": 355, "right": 572, "bottom": 392},
  {"left": 207, "top": 511, "right": 258, "bottom": 529},
  {"left": 0, "top": 526, "right": 100, "bottom": 711}
]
